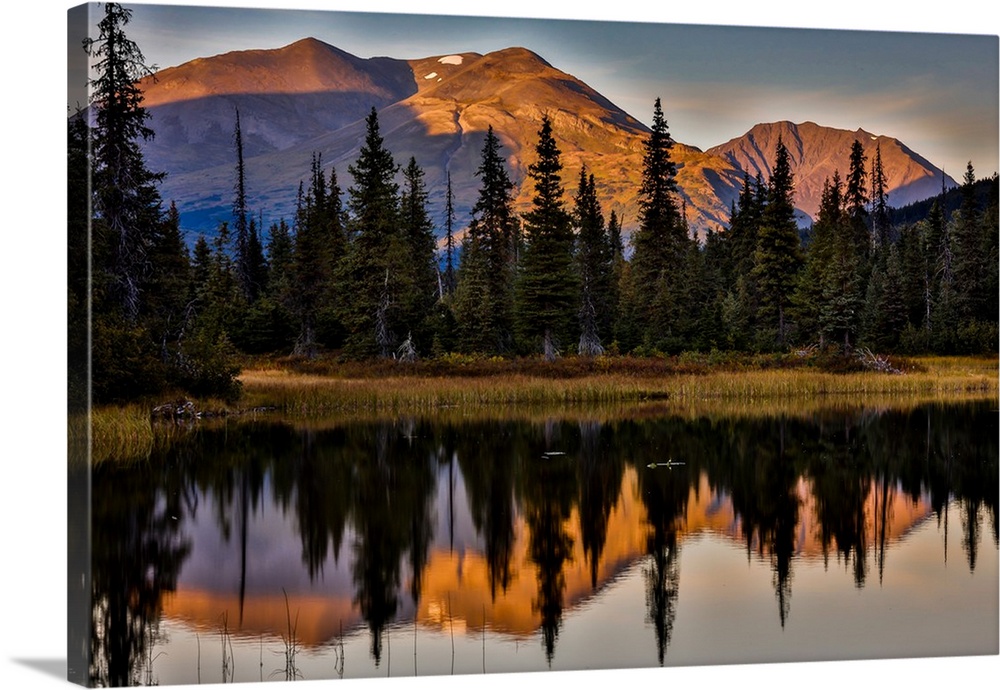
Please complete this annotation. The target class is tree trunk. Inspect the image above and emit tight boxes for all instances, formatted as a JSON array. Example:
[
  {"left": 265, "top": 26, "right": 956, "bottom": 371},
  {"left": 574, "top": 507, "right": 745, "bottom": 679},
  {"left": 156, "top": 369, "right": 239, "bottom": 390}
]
[{"left": 543, "top": 328, "right": 556, "bottom": 362}]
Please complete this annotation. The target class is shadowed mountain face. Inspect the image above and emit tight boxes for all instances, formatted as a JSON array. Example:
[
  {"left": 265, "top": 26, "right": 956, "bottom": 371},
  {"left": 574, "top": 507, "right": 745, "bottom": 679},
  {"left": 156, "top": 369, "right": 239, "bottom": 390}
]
[
  {"left": 140, "top": 38, "right": 418, "bottom": 175},
  {"left": 138, "top": 38, "right": 952, "bottom": 240}
]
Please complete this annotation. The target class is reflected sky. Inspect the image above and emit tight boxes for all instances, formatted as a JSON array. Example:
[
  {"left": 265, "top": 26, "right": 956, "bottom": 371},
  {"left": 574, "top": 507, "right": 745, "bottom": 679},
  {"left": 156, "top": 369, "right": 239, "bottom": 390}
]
[
  {"left": 88, "top": 401, "right": 998, "bottom": 684},
  {"left": 148, "top": 497, "right": 998, "bottom": 685}
]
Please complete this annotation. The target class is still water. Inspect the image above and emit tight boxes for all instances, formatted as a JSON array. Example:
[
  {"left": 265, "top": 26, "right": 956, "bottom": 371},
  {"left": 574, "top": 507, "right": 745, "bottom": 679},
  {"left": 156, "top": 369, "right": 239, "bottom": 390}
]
[{"left": 84, "top": 402, "right": 998, "bottom": 686}]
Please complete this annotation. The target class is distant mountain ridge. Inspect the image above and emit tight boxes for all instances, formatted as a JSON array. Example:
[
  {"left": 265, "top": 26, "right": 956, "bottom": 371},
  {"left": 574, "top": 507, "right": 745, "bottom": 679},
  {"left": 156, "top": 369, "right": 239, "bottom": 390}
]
[
  {"left": 706, "top": 121, "right": 956, "bottom": 221},
  {"left": 139, "top": 38, "right": 418, "bottom": 175},
  {"left": 135, "top": 38, "right": 956, "bottom": 240}
]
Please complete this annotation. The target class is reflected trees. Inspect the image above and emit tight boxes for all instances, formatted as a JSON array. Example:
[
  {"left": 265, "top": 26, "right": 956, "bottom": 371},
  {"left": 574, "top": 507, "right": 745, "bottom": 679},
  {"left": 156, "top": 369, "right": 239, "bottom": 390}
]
[{"left": 90, "top": 463, "right": 192, "bottom": 686}]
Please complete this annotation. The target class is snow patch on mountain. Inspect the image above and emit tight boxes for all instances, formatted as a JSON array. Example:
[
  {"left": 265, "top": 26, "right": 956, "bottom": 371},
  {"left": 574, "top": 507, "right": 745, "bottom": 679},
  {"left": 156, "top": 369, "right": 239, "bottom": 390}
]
[{"left": 438, "top": 55, "right": 463, "bottom": 65}]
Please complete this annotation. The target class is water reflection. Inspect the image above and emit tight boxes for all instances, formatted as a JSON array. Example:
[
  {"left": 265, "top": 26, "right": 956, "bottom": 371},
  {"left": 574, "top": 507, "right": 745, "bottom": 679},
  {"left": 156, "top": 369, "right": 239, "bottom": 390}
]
[{"left": 88, "top": 402, "right": 998, "bottom": 684}]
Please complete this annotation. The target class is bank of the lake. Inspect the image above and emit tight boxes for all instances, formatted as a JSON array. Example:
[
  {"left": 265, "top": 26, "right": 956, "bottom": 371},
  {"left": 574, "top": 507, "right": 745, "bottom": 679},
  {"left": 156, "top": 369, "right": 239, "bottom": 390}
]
[
  {"left": 238, "top": 353, "right": 998, "bottom": 413},
  {"left": 79, "top": 354, "right": 997, "bottom": 464}
]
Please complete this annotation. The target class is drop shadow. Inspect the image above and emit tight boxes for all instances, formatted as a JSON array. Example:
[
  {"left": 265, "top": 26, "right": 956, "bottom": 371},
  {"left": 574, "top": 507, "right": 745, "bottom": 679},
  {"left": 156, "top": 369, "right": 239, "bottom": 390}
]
[{"left": 10, "top": 658, "right": 65, "bottom": 680}]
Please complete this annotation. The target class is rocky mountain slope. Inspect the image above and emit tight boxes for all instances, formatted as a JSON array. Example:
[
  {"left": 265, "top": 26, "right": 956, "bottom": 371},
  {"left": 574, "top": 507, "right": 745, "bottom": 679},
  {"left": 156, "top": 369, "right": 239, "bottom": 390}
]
[
  {"left": 707, "top": 121, "right": 956, "bottom": 220},
  {"left": 136, "top": 38, "right": 953, "bottom": 241}
]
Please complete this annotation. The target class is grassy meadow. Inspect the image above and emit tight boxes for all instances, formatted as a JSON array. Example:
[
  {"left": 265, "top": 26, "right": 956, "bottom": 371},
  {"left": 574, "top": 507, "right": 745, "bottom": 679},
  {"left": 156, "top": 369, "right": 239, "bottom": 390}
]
[
  {"left": 238, "top": 353, "right": 997, "bottom": 412},
  {"left": 80, "top": 353, "right": 998, "bottom": 463}
]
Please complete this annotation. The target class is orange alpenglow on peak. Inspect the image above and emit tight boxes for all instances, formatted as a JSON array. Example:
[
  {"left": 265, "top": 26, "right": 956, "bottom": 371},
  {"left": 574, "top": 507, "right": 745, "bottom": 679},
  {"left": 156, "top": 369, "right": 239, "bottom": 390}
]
[{"left": 161, "top": 469, "right": 931, "bottom": 647}]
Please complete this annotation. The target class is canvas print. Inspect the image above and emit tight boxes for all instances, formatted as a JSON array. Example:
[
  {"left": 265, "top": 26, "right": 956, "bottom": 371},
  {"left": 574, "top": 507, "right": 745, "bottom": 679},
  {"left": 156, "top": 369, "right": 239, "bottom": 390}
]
[{"left": 67, "top": 2, "right": 999, "bottom": 687}]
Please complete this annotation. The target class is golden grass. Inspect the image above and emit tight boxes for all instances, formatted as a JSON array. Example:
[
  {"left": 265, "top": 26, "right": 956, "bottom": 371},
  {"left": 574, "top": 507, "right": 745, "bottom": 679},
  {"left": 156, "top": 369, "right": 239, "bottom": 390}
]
[
  {"left": 85, "top": 403, "right": 217, "bottom": 466},
  {"left": 239, "top": 391, "right": 994, "bottom": 435},
  {"left": 84, "top": 355, "right": 997, "bottom": 463},
  {"left": 238, "top": 355, "right": 997, "bottom": 415},
  {"left": 76, "top": 404, "right": 154, "bottom": 466}
]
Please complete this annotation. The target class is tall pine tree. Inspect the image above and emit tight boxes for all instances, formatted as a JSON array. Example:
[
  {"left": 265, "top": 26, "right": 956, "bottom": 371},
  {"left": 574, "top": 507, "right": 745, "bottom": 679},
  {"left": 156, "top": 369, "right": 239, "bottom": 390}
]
[
  {"left": 791, "top": 172, "right": 841, "bottom": 346},
  {"left": 339, "top": 108, "right": 401, "bottom": 357},
  {"left": 870, "top": 142, "right": 890, "bottom": 249},
  {"left": 454, "top": 126, "right": 518, "bottom": 353},
  {"left": 231, "top": 107, "right": 266, "bottom": 303},
  {"left": 573, "top": 165, "right": 614, "bottom": 356},
  {"left": 84, "top": 3, "right": 237, "bottom": 401},
  {"left": 515, "top": 115, "right": 578, "bottom": 360},
  {"left": 85, "top": 2, "right": 163, "bottom": 324},
  {"left": 397, "top": 156, "right": 440, "bottom": 352},
  {"left": 442, "top": 171, "right": 458, "bottom": 296},
  {"left": 952, "top": 162, "right": 984, "bottom": 324},
  {"left": 625, "top": 97, "right": 684, "bottom": 351},
  {"left": 844, "top": 139, "right": 871, "bottom": 256},
  {"left": 292, "top": 155, "right": 345, "bottom": 356},
  {"left": 753, "top": 136, "right": 802, "bottom": 347}
]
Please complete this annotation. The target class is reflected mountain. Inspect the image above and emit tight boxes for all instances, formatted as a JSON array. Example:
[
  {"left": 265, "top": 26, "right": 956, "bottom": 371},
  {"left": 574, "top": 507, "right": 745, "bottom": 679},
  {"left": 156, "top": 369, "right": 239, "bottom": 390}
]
[{"left": 89, "top": 401, "right": 998, "bottom": 681}]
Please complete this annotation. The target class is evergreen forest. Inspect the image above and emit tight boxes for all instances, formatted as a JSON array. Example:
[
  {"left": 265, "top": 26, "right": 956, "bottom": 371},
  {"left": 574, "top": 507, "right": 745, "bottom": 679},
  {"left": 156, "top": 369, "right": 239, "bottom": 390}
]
[{"left": 69, "top": 4, "right": 999, "bottom": 407}]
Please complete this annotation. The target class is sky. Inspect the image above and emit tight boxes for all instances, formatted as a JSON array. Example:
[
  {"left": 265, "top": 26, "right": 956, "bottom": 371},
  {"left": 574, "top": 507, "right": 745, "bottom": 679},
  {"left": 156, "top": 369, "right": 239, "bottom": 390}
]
[
  {"left": 69, "top": 0, "right": 999, "bottom": 181},
  {"left": 0, "top": 3, "right": 998, "bottom": 690}
]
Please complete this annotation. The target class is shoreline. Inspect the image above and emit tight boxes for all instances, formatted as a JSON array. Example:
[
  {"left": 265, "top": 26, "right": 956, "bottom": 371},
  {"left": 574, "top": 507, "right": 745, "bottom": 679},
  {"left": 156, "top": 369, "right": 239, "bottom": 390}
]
[{"left": 79, "top": 354, "right": 998, "bottom": 463}]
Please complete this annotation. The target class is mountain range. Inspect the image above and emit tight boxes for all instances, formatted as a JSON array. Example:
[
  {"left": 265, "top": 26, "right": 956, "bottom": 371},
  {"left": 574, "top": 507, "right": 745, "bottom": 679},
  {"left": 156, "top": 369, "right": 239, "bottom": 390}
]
[{"left": 136, "top": 37, "right": 956, "bottom": 240}]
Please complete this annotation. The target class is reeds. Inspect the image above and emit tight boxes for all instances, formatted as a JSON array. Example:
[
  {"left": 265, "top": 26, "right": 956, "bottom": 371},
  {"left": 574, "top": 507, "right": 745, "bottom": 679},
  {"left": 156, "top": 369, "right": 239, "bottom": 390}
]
[
  {"left": 238, "top": 355, "right": 997, "bottom": 415},
  {"left": 279, "top": 589, "right": 301, "bottom": 682},
  {"left": 88, "top": 404, "right": 155, "bottom": 465},
  {"left": 85, "top": 355, "right": 998, "bottom": 461},
  {"left": 87, "top": 403, "right": 205, "bottom": 465}
]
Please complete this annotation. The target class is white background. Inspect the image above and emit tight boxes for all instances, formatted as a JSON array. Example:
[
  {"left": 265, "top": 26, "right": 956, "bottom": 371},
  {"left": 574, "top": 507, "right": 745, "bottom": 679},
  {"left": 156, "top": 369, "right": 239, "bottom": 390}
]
[{"left": 2, "top": 1, "right": 997, "bottom": 689}]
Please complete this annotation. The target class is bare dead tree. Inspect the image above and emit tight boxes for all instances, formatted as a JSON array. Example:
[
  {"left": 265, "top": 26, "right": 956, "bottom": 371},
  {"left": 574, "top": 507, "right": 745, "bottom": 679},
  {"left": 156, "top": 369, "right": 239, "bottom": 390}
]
[
  {"left": 578, "top": 281, "right": 605, "bottom": 357},
  {"left": 376, "top": 268, "right": 393, "bottom": 358},
  {"left": 396, "top": 332, "right": 418, "bottom": 363}
]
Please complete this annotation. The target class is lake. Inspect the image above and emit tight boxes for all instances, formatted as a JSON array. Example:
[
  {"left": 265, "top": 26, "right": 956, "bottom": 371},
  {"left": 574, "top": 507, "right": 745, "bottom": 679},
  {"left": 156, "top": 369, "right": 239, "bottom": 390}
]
[{"left": 77, "top": 401, "right": 998, "bottom": 686}]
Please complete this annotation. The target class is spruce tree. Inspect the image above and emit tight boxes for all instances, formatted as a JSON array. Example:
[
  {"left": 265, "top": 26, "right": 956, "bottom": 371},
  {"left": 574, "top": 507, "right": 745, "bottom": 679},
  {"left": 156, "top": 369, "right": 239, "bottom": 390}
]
[
  {"left": 289, "top": 155, "right": 347, "bottom": 355},
  {"left": 398, "top": 156, "right": 439, "bottom": 351},
  {"left": 636, "top": 98, "right": 679, "bottom": 241},
  {"left": 258, "top": 218, "right": 297, "bottom": 349},
  {"left": 443, "top": 171, "right": 458, "bottom": 296},
  {"left": 608, "top": 209, "right": 624, "bottom": 264},
  {"left": 921, "top": 199, "right": 947, "bottom": 335},
  {"left": 844, "top": 139, "right": 871, "bottom": 255},
  {"left": 952, "top": 162, "right": 983, "bottom": 323},
  {"left": 454, "top": 126, "right": 518, "bottom": 353},
  {"left": 339, "top": 108, "right": 401, "bottom": 357},
  {"left": 230, "top": 108, "right": 268, "bottom": 304},
  {"left": 699, "top": 227, "right": 728, "bottom": 349},
  {"left": 821, "top": 227, "right": 864, "bottom": 352},
  {"left": 792, "top": 173, "right": 841, "bottom": 347},
  {"left": 870, "top": 142, "right": 890, "bottom": 249},
  {"left": 144, "top": 201, "right": 191, "bottom": 341},
  {"left": 720, "top": 171, "right": 764, "bottom": 348},
  {"left": 813, "top": 165, "right": 862, "bottom": 352},
  {"left": 85, "top": 3, "right": 237, "bottom": 400},
  {"left": 265, "top": 220, "right": 294, "bottom": 297},
  {"left": 232, "top": 107, "right": 251, "bottom": 299},
  {"left": 674, "top": 238, "right": 721, "bottom": 350},
  {"left": 85, "top": 2, "right": 163, "bottom": 324},
  {"left": 573, "top": 166, "right": 614, "bottom": 356},
  {"left": 453, "top": 236, "right": 496, "bottom": 353},
  {"left": 292, "top": 160, "right": 328, "bottom": 355},
  {"left": 515, "top": 115, "right": 578, "bottom": 360},
  {"left": 177, "top": 223, "right": 242, "bottom": 401},
  {"left": 190, "top": 236, "right": 213, "bottom": 300},
  {"left": 606, "top": 209, "right": 627, "bottom": 349},
  {"left": 726, "top": 171, "right": 764, "bottom": 284},
  {"left": 896, "top": 221, "right": 929, "bottom": 335},
  {"left": 861, "top": 244, "right": 906, "bottom": 351},
  {"left": 753, "top": 136, "right": 802, "bottom": 347},
  {"left": 626, "top": 97, "right": 684, "bottom": 350},
  {"left": 316, "top": 162, "right": 348, "bottom": 345}
]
